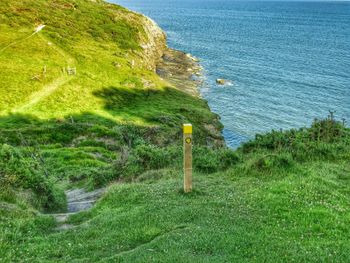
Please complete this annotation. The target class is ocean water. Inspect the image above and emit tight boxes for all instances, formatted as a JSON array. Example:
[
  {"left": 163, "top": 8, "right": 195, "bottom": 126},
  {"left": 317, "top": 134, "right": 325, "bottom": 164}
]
[{"left": 112, "top": 0, "right": 350, "bottom": 148}]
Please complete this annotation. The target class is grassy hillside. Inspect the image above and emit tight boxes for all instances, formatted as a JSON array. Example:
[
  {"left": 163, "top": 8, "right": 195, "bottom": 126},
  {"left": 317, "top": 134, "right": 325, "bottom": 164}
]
[
  {"left": 0, "top": 0, "right": 223, "bottom": 211},
  {"left": 2, "top": 116, "right": 350, "bottom": 262},
  {"left": 1, "top": 0, "right": 349, "bottom": 262}
]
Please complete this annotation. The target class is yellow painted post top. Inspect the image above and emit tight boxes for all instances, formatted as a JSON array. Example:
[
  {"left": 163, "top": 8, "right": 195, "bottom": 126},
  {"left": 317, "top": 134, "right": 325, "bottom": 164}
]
[{"left": 183, "top": 124, "right": 192, "bottom": 134}]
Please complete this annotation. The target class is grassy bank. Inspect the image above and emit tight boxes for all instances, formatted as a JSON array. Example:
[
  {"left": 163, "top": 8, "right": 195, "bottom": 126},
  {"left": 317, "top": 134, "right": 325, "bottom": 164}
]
[{"left": 1, "top": 117, "right": 350, "bottom": 262}]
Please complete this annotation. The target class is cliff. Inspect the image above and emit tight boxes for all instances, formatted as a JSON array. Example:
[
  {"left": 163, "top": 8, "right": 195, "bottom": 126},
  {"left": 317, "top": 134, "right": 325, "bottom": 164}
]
[{"left": 138, "top": 15, "right": 167, "bottom": 71}]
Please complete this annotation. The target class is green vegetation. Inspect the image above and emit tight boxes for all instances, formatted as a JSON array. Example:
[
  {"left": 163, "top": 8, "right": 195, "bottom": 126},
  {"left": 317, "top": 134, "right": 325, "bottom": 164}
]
[
  {"left": 1, "top": 0, "right": 349, "bottom": 261},
  {"left": 1, "top": 117, "right": 349, "bottom": 262},
  {"left": 0, "top": 0, "right": 222, "bottom": 210}
]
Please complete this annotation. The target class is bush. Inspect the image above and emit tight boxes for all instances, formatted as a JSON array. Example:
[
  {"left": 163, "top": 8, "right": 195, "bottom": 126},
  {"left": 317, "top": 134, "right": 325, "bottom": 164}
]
[
  {"left": 250, "top": 153, "right": 295, "bottom": 173},
  {"left": 0, "top": 144, "right": 66, "bottom": 212},
  {"left": 194, "top": 147, "right": 240, "bottom": 173},
  {"left": 134, "top": 144, "right": 176, "bottom": 170},
  {"left": 241, "top": 116, "right": 349, "bottom": 162},
  {"left": 114, "top": 145, "right": 181, "bottom": 178},
  {"left": 194, "top": 147, "right": 219, "bottom": 173},
  {"left": 218, "top": 149, "right": 240, "bottom": 170},
  {"left": 113, "top": 144, "right": 240, "bottom": 179},
  {"left": 87, "top": 169, "right": 114, "bottom": 189}
]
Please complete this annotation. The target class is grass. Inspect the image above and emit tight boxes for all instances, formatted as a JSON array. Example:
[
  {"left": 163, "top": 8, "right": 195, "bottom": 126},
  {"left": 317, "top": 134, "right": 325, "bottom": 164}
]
[
  {"left": 1, "top": 116, "right": 350, "bottom": 262},
  {"left": 1, "top": 160, "right": 349, "bottom": 262},
  {"left": 0, "top": 0, "right": 222, "bottom": 209},
  {"left": 1, "top": 0, "right": 349, "bottom": 261}
]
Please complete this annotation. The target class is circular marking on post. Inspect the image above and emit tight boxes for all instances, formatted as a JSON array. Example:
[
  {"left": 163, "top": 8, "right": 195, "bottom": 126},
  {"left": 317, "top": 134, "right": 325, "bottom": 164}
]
[{"left": 185, "top": 137, "right": 192, "bottom": 144}]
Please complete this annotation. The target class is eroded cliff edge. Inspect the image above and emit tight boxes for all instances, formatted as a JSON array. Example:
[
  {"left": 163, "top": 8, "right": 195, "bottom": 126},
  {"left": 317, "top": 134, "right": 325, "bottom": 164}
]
[{"left": 136, "top": 14, "right": 224, "bottom": 146}]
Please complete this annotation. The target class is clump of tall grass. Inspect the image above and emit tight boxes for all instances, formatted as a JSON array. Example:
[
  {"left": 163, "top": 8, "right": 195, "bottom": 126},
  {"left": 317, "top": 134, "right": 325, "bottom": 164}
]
[
  {"left": 241, "top": 113, "right": 349, "bottom": 162},
  {"left": 0, "top": 144, "right": 66, "bottom": 212},
  {"left": 113, "top": 144, "right": 240, "bottom": 180}
]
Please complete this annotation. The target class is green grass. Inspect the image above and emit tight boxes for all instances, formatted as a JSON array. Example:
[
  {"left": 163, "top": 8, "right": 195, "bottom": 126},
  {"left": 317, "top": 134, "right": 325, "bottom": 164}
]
[
  {"left": 1, "top": 161, "right": 349, "bottom": 262},
  {"left": 0, "top": 0, "right": 176, "bottom": 120},
  {"left": 1, "top": 117, "right": 350, "bottom": 262},
  {"left": 0, "top": 0, "right": 222, "bottom": 210},
  {"left": 1, "top": 0, "right": 349, "bottom": 261}
]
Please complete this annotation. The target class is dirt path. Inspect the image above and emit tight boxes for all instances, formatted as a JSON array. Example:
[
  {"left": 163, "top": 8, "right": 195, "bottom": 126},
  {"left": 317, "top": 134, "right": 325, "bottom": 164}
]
[
  {"left": 13, "top": 76, "right": 70, "bottom": 112},
  {"left": 51, "top": 188, "right": 106, "bottom": 231},
  {"left": 0, "top": 25, "right": 46, "bottom": 53},
  {"left": 10, "top": 29, "right": 76, "bottom": 112}
]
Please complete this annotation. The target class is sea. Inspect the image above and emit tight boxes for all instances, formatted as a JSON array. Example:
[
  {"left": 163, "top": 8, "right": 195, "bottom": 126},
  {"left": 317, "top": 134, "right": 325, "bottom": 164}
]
[{"left": 112, "top": 0, "right": 350, "bottom": 148}]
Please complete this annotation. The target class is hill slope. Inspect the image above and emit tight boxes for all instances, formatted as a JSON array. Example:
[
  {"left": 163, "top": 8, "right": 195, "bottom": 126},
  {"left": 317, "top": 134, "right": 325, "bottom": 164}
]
[
  {"left": 1, "top": 0, "right": 350, "bottom": 262},
  {"left": 0, "top": 0, "right": 224, "bottom": 210},
  {"left": 0, "top": 0, "right": 164, "bottom": 115},
  {"left": 2, "top": 116, "right": 350, "bottom": 262}
]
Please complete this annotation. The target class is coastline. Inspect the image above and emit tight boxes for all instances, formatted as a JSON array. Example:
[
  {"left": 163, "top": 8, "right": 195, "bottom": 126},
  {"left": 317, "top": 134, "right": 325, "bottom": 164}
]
[
  {"left": 134, "top": 7, "right": 225, "bottom": 146},
  {"left": 134, "top": 13, "right": 204, "bottom": 98},
  {"left": 142, "top": 14, "right": 226, "bottom": 147},
  {"left": 156, "top": 48, "right": 203, "bottom": 97},
  {"left": 156, "top": 48, "right": 225, "bottom": 147}
]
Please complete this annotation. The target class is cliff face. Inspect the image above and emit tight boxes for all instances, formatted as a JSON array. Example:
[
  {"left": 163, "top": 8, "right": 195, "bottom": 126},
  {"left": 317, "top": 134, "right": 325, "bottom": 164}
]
[
  {"left": 138, "top": 16, "right": 167, "bottom": 71},
  {"left": 137, "top": 15, "right": 225, "bottom": 147}
]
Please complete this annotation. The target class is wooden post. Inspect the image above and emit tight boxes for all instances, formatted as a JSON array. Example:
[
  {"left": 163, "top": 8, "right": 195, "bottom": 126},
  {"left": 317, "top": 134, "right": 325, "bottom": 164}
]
[
  {"left": 43, "top": 65, "right": 46, "bottom": 78},
  {"left": 183, "top": 124, "right": 193, "bottom": 193}
]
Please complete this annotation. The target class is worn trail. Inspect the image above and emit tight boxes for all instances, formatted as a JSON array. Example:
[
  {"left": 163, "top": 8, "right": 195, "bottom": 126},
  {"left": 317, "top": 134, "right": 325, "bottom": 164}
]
[
  {"left": 51, "top": 188, "right": 106, "bottom": 231},
  {"left": 0, "top": 25, "right": 46, "bottom": 53},
  {"left": 6, "top": 26, "right": 77, "bottom": 112},
  {"left": 14, "top": 76, "right": 70, "bottom": 112}
]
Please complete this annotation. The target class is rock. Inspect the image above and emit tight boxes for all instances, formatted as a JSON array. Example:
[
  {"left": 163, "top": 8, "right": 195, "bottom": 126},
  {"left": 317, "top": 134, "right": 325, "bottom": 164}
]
[
  {"left": 112, "top": 61, "right": 121, "bottom": 69},
  {"left": 68, "top": 200, "right": 95, "bottom": 213},
  {"left": 216, "top": 79, "right": 226, "bottom": 85},
  {"left": 186, "top": 53, "right": 199, "bottom": 62},
  {"left": 50, "top": 187, "right": 107, "bottom": 231},
  {"left": 216, "top": 79, "right": 232, "bottom": 85},
  {"left": 138, "top": 16, "right": 167, "bottom": 71},
  {"left": 156, "top": 48, "right": 202, "bottom": 97}
]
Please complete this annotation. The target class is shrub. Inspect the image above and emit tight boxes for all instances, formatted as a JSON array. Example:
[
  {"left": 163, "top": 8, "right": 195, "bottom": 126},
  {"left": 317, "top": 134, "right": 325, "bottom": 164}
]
[
  {"left": 194, "top": 147, "right": 240, "bottom": 173},
  {"left": 250, "top": 152, "right": 295, "bottom": 173},
  {"left": 218, "top": 149, "right": 240, "bottom": 170},
  {"left": 0, "top": 144, "right": 66, "bottom": 212},
  {"left": 87, "top": 169, "right": 114, "bottom": 189},
  {"left": 241, "top": 116, "right": 349, "bottom": 162},
  {"left": 194, "top": 147, "right": 219, "bottom": 173},
  {"left": 113, "top": 144, "right": 240, "bottom": 179},
  {"left": 114, "top": 145, "right": 181, "bottom": 178},
  {"left": 134, "top": 144, "right": 175, "bottom": 170}
]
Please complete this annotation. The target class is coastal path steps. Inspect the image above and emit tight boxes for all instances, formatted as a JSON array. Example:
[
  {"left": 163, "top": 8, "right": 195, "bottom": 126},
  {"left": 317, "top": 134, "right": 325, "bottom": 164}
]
[{"left": 51, "top": 187, "right": 106, "bottom": 231}]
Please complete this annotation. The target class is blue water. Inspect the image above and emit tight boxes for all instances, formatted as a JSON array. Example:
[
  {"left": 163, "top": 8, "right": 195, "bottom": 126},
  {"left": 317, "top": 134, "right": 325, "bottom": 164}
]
[{"left": 112, "top": 0, "right": 350, "bottom": 148}]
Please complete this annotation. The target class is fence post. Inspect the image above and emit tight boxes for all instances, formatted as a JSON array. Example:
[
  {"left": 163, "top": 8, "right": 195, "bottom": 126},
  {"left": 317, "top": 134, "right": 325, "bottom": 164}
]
[{"left": 183, "top": 124, "right": 193, "bottom": 193}]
